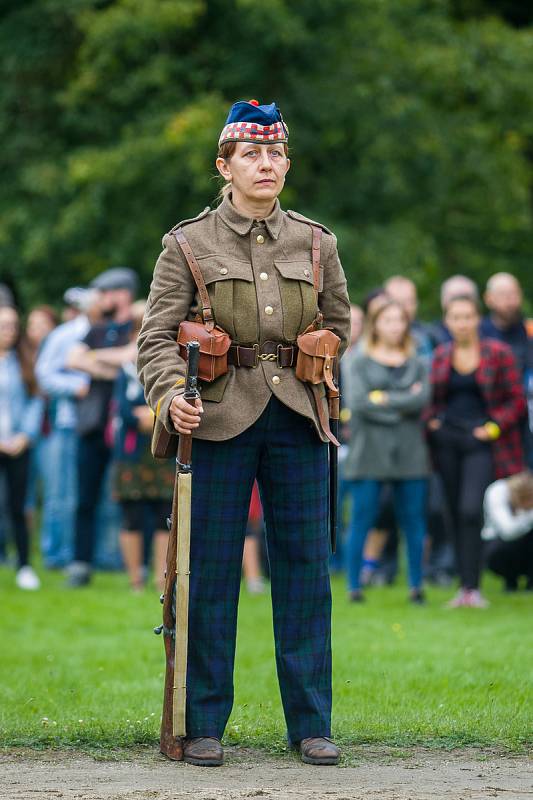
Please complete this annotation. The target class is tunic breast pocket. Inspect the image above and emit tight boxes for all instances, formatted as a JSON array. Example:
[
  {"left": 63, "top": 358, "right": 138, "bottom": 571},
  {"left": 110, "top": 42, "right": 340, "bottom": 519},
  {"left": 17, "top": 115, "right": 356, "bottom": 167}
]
[
  {"left": 196, "top": 256, "right": 258, "bottom": 343},
  {"left": 274, "top": 260, "right": 322, "bottom": 341}
]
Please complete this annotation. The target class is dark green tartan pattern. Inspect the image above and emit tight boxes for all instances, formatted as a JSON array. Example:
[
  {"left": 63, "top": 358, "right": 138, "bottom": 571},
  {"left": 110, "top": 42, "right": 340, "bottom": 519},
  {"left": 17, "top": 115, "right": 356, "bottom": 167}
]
[{"left": 185, "top": 396, "right": 331, "bottom": 742}]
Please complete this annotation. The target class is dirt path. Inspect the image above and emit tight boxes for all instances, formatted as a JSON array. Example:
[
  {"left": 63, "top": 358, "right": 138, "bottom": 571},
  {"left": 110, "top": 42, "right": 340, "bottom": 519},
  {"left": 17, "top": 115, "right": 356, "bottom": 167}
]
[{"left": 0, "top": 746, "right": 531, "bottom": 800}]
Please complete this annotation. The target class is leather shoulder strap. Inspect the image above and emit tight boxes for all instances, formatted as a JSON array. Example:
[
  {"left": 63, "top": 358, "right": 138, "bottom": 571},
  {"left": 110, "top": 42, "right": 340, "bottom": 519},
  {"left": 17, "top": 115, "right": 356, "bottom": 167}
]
[
  {"left": 174, "top": 228, "right": 214, "bottom": 331},
  {"left": 309, "top": 223, "right": 323, "bottom": 327},
  {"left": 310, "top": 224, "right": 322, "bottom": 294}
]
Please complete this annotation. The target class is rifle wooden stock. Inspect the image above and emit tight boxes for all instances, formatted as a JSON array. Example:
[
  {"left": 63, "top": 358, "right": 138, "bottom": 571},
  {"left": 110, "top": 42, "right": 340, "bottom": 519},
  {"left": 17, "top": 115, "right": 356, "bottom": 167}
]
[
  {"left": 159, "top": 340, "right": 200, "bottom": 760},
  {"left": 159, "top": 470, "right": 184, "bottom": 761},
  {"left": 172, "top": 469, "right": 191, "bottom": 738}
]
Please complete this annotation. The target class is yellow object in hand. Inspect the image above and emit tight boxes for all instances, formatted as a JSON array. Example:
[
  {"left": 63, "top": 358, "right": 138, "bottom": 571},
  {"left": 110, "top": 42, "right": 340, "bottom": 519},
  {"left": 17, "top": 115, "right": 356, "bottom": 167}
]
[
  {"left": 369, "top": 390, "right": 385, "bottom": 405},
  {"left": 484, "top": 421, "right": 501, "bottom": 440}
]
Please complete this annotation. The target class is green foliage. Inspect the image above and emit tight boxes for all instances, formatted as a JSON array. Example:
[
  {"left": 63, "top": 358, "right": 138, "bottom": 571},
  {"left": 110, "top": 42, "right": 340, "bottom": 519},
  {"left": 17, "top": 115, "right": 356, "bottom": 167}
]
[
  {"left": 1, "top": 0, "right": 533, "bottom": 315},
  {"left": 0, "top": 567, "right": 531, "bottom": 750}
]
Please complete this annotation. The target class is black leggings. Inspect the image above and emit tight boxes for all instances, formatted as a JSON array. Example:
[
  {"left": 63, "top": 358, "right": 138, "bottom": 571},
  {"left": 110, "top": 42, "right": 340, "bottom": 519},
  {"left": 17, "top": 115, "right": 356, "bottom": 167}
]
[
  {"left": 0, "top": 451, "right": 30, "bottom": 568},
  {"left": 432, "top": 425, "right": 493, "bottom": 589}
]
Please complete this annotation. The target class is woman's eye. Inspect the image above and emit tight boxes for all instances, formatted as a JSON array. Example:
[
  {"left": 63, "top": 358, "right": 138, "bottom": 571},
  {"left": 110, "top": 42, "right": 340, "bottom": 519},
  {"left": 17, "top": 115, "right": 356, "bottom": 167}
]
[
  {"left": 245, "top": 150, "right": 257, "bottom": 158},
  {"left": 270, "top": 149, "right": 282, "bottom": 157}
]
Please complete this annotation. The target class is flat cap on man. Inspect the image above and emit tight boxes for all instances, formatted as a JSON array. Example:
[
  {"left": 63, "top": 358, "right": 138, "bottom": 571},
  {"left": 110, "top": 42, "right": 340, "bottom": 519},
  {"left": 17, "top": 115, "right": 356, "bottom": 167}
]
[{"left": 90, "top": 267, "right": 139, "bottom": 295}]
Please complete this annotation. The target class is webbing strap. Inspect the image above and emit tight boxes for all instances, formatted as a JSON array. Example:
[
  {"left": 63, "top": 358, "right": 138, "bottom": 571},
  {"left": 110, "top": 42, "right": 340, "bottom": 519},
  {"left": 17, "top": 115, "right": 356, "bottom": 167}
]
[
  {"left": 174, "top": 228, "right": 214, "bottom": 331},
  {"left": 310, "top": 224, "right": 323, "bottom": 327},
  {"left": 311, "top": 225, "right": 322, "bottom": 295}
]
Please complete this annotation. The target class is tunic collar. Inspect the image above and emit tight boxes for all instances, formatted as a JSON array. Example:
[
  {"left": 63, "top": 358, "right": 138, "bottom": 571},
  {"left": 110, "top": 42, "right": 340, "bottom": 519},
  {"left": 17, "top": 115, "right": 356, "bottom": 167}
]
[{"left": 217, "top": 194, "right": 283, "bottom": 240}]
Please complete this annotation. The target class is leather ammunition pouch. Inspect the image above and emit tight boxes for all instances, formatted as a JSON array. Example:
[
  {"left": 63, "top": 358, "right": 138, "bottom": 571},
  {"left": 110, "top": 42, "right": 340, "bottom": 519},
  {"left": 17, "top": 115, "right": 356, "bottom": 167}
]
[
  {"left": 294, "top": 225, "right": 341, "bottom": 429},
  {"left": 177, "top": 321, "right": 231, "bottom": 383},
  {"left": 174, "top": 228, "right": 231, "bottom": 383},
  {"left": 295, "top": 327, "right": 340, "bottom": 391}
]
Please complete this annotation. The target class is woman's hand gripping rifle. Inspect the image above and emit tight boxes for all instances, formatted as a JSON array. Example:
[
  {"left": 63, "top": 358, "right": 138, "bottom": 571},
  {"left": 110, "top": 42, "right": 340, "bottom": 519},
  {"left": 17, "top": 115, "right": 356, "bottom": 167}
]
[{"left": 155, "top": 340, "right": 200, "bottom": 761}]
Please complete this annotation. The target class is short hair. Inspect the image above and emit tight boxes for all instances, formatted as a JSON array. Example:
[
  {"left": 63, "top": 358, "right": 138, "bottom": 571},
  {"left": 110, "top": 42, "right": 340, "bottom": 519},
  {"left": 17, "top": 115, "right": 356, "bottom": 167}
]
[
  {"left": 507, "top": 471, "right": 533, "bottom": 510},
  {"left": 444, "top": 294, "right": 481, "bottom": 314},
  {"left": 485, "top": 272, "right": 521, "bottom": 293},
  {"left": 384, "top": 275, "right": 416, "bottom": 292},
  {"left": 440, "top": 275, "right": 479, "bottom": 310}
]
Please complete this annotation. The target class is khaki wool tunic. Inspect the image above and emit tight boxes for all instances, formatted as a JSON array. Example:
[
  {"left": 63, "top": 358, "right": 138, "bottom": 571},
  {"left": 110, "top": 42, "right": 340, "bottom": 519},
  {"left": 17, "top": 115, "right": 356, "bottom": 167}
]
[{"left": 137, "top": 194, "right": 351, "bottom": 449}]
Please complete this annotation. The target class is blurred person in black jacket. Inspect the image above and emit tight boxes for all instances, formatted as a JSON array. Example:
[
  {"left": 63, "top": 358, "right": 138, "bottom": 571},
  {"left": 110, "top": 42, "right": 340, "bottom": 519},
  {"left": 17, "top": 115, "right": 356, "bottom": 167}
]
[{"left": 65, "top": 268, "right": 138, "bottom": 588}]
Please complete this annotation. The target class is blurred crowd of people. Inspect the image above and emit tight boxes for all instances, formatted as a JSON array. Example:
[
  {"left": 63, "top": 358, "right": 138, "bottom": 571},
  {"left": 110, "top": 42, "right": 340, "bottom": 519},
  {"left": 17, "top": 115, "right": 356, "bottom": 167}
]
[
  {"left": 0, "top": 270, "right": 532, "bottom": 606},
  {"left": 0, "top": 272, "right": 173, "bottom": 593},
  {"left": 333, "top": 271, "right": 533, "bottom": 607}
]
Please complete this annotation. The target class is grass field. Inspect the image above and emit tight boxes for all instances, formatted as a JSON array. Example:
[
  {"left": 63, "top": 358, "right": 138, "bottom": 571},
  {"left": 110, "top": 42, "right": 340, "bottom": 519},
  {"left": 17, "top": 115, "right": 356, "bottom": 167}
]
[{"left": 1, "top": 565, "right": 531, "bottom": 753}]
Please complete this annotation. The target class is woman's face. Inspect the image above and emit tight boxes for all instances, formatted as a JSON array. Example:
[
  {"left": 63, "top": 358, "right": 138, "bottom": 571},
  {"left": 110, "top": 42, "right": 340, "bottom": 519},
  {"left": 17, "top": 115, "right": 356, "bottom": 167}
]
[
  {"left": 0, "top": 306, "right": 19, "bottom": 351},
  {"left": 216, "top": 142, "right": 290, "bottom": 205},
  {"left": 374, "top": 305, "right": 408, "bottom": 347},
  {"left": 445, "top": 299, "right": 479, "bottom": 343},
  {"left": 26, "top": 310, "right": 55, "bottom": 347}
]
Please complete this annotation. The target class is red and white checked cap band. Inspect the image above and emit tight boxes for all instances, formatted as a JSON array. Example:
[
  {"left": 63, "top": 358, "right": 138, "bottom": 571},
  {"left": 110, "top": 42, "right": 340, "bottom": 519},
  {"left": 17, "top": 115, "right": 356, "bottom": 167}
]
[{"left": 218, "top": 120, "right": 289, "bottom": 147}]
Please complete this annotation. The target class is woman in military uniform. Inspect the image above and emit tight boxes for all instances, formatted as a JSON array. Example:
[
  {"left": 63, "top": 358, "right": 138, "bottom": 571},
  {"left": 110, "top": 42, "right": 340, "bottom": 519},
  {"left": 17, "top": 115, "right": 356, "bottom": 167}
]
[{"left": 138, "top": 100, "right": 351, "bottom": 766}]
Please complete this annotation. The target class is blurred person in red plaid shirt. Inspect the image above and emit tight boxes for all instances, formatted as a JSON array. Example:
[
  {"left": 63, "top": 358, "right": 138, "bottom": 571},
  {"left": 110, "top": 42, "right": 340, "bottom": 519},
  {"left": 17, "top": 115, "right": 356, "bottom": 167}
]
[{"left": 427, "top": 295, "right": 526, "bottom": 608}]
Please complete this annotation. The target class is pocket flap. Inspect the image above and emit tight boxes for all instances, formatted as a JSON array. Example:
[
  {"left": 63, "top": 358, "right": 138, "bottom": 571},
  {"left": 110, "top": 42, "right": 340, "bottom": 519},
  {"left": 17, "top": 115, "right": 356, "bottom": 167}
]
[
  {"left": 275, "top": 260, "right": 322, "bottom": 290},
  {"left": 196, "top": 256, "right": 254, "bottom": 284}
]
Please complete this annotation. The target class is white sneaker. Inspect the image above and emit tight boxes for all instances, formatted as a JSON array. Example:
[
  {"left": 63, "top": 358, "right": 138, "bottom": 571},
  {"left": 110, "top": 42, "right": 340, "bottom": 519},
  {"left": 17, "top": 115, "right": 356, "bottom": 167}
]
[
  {"left": 16, "top": 566, "right": 41, "bottom": 591},
  {"left": 464, "top": 589, "right": 490, "bottom": 609}
]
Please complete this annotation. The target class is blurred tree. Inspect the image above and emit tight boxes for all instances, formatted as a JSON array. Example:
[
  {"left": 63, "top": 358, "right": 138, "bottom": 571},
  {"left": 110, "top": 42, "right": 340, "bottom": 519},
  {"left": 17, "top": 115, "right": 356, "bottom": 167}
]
[
  {"left": 1, "top": 0, "right": 533, "bottom": 317},
  {"left": 451, "top": 1, "right": 533, "bottom": 27}
]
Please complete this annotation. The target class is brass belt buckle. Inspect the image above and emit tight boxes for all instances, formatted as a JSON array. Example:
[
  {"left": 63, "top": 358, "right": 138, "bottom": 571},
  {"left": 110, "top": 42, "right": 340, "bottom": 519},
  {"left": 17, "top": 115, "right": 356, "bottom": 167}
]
[{"left": 252, "top": 343, "right": 260, "bottom": 368}]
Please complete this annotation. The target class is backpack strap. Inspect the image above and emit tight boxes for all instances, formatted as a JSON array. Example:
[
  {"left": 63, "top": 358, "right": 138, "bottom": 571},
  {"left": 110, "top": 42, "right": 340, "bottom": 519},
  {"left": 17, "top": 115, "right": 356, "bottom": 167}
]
[{"left": 174, "top": 228, "right": 214, "bottom": 332}]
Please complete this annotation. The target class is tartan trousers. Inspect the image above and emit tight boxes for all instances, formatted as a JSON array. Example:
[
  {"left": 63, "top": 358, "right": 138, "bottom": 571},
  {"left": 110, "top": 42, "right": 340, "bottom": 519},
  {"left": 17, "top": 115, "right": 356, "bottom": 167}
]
[{"left": 186, "top": 396, "right": 332, "bottom": 743}]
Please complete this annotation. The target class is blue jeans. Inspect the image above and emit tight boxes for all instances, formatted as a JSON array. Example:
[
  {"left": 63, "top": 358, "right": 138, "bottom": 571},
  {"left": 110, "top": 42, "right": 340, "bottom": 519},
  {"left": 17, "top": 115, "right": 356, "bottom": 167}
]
[
  {"left": 39, "top": 428, "right": 78, "bottom": 567},
  {"left": 346, "top": 479, "right": 428, "bottom": 591},
  {"left": 94, "top": 465, "right": 122, "bottom": 570}
]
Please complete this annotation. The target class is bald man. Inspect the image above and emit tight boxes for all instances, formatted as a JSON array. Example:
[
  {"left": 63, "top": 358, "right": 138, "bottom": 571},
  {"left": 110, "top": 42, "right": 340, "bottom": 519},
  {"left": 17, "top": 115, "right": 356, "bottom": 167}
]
[
  {"left": 480, "top": 273, "right": 529, "bottom": 373},
  {"left": 384, "top": 276, "right": 432, "bottom": 361}
]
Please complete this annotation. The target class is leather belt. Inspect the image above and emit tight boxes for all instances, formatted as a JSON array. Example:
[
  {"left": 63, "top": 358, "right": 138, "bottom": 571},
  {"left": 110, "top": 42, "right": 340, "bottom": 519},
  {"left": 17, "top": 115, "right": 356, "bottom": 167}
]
[{"left": 228, "top": 341, "right": 297, "bottom": 369}]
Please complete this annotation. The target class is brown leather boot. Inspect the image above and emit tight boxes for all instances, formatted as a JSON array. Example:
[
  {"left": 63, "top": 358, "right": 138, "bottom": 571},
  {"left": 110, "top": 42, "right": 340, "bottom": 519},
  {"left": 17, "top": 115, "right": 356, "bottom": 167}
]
[
  {"left": 183, "top": 737, "right": 224, "bottom": 767},
  {"left": 300, "top": 737, "right": 340, "bottom": 765}
]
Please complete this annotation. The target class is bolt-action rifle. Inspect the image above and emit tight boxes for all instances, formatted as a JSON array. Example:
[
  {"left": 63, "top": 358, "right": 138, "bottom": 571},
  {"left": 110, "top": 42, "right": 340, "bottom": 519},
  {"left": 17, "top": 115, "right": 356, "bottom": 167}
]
[{"left": 154, "top": 340, "right": 200, "bottom": 760}]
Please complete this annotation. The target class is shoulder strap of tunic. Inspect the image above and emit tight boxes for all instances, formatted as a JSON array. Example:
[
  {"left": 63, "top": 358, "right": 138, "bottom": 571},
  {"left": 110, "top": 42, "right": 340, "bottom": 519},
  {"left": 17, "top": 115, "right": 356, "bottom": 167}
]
[
  {"left": 169, "top": 207, "right": 211, "bottom": 233},
  {"left": 173, "top": 227, "right": 215, "bottom": 332},
  {"left": 286, "top": 209, "right": 333, "bottom": 235}
]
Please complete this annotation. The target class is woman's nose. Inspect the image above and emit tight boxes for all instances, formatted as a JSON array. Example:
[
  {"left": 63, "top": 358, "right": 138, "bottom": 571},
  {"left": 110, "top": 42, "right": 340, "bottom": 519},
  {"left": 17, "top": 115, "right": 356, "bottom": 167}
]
[{"left": 259, "top": 151, "right": 272, "bottom": 169}]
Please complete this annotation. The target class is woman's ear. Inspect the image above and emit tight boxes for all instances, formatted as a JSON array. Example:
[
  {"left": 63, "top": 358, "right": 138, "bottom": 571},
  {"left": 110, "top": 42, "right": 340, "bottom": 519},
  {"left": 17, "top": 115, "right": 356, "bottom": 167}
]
[{"left": 216, "top": 157, "right": 232, "bottom": 181}]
